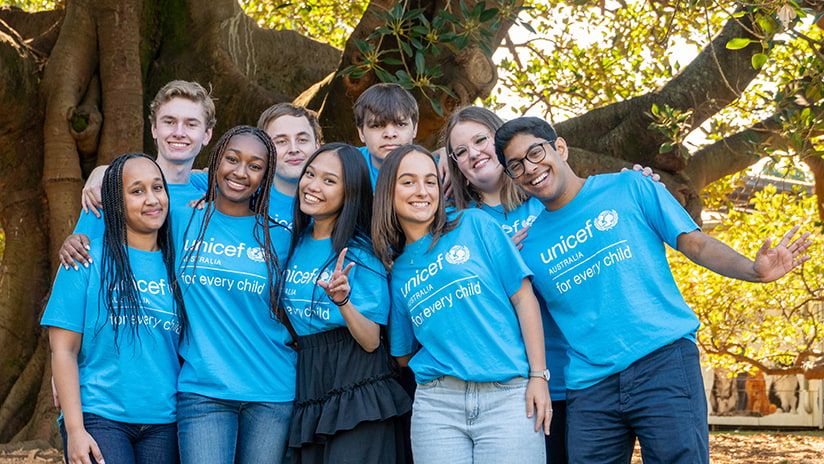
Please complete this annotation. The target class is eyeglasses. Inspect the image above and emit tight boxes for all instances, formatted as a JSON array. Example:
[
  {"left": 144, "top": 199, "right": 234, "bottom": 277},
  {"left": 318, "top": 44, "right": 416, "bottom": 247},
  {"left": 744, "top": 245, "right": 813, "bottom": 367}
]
[
  {"left": 449, "top": 134, "right": 491, "bottom": 162},
  {"left": 504, "top": 140, "right": 556, "bottom": 178}
]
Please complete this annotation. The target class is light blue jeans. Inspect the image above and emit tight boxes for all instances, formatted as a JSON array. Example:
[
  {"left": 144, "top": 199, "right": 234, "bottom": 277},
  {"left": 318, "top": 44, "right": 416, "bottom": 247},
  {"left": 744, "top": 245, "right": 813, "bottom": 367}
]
[
  {"left": 411, "top": 375, "right": 546, "bottom": 464},
  {"left": 177, "top": 392, "right": 292, "bottom": 464}
]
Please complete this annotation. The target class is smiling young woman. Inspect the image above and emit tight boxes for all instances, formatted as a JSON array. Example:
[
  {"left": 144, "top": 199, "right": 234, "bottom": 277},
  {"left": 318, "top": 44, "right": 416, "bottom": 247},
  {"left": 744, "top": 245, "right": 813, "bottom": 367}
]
[
  {"left": 372, "top": 144, "right": 551, "bottom": 464},
  {"left": 43, "top": 153, "right": 185, "bottom": 464}
]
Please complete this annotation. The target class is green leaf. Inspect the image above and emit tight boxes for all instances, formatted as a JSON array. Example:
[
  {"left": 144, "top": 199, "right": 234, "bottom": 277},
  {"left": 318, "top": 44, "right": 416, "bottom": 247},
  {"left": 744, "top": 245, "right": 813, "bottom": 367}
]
[
  {"left": 726, "top": 38, "right": 752, "bottom": 50},
  {"left": 659, "top": 142, "right": 674, "bottom": 153},
  {"left": 415, "top": 52, "right": 426, "bottom": 74},
  {"left": 354, "top": 39, "right": 373, "bottom": 54},
  {"left": 751, "top": 53, "right": 768, "bottom": 69}
]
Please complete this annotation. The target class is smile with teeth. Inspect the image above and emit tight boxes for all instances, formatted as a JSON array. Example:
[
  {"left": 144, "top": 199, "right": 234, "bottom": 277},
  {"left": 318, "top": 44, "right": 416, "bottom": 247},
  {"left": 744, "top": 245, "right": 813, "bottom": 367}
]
[
  {"left": 410, "top": 201, "right": 430, "bottom": 208},
  {"left": 472, "top": 158, "right": 489, "bottom": 169},
  {"left": 226, "top": 179, "right": 248, "bottom": 190},
  {"left": 530, "top": 172, "right": 548, "bottom": 186},
  {"left": 303, "top": 192, "right": 321, "bottom": 203},
  {"left": 168, "top": 141, "right": 189, "bottom": 148}
]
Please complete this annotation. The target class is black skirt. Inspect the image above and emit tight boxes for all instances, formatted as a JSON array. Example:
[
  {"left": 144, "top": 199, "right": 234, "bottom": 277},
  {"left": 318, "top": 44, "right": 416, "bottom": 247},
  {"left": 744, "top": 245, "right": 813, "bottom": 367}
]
[{"left": 289, "top": 327, "right": 412, "bottom": 457}]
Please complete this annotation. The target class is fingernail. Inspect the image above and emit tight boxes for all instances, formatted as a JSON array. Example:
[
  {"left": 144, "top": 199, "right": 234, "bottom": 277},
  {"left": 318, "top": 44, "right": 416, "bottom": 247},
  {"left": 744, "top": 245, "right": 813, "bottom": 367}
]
[{"left": 83, "top": 262, "right": 89, "bottom": 268}]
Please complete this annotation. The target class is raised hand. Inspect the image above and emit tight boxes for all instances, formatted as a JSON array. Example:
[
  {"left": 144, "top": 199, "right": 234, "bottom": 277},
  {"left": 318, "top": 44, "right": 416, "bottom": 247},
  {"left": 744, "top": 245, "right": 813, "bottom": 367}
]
[
  {"left": 753, "top": 225, "right": 812, "bottom": 283},
  {"left": 318, "top": 247, "right": 355, "bottom": 305}
]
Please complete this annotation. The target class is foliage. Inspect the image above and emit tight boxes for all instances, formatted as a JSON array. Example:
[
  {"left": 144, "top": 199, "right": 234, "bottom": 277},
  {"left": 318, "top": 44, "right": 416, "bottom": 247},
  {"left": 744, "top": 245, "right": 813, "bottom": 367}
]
[
  {"left": 1, "top": 0, "right": 59, "bottom": 11},
  {"left": 670, "top": 173, "right": 823, "bottom": 374},
  {"left": 239, "top": 0, "right": 367, "bottom": 48},
  {"left": 337, "top": 0, "right": 530, "bottom": 115}
]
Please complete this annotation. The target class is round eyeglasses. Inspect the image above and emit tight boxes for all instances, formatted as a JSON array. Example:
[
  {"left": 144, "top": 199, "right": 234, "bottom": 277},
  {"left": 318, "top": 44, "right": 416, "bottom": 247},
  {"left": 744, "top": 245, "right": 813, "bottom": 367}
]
[
  {"left": 449, "top": 134, "right": 491, "bottom": 162},
  {"left": 504, "top": 140, "right": 556, "bottom": 178}
]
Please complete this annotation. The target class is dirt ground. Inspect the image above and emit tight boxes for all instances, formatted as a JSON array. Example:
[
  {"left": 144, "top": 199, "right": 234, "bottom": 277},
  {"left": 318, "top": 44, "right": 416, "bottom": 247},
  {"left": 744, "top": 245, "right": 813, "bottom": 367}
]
[{"left": 0, "top": 432, "right": 822, "bottom": 463}]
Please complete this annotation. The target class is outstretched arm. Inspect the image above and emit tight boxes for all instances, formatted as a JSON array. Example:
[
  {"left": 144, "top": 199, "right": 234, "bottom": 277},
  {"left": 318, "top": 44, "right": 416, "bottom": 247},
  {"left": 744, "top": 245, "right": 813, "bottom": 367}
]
[{"left": 677, "top": 226, "right": 812, "bottom": 283}]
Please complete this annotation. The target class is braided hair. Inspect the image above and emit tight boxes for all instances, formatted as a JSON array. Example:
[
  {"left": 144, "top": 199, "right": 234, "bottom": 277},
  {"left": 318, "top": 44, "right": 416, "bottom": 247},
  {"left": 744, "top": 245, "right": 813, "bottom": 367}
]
[
  {"left": 181, "top": 125, "right": 287, "bottom": 325},
  {"left": 99, "top": 152, "right": 186, "bottom": 349}
]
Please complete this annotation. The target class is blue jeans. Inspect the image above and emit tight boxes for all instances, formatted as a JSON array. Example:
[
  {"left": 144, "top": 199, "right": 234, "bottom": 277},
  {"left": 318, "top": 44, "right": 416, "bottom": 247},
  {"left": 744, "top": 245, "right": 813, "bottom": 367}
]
[
  {"left": 177, "top": 392, "right": 292, "bottom": 464},
  {"left": 410, "top": 376, "right": 546, "bottom": 464},
  {"left": 566, "top": 338, "right": 709, "bottom": 464},
  {"left": 59, "top": 412, "right": 178, "bottom": 464}
]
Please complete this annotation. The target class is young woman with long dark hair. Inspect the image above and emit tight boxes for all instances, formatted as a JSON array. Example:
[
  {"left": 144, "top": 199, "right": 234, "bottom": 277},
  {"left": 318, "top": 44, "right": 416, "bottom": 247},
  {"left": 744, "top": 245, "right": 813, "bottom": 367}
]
[
  {"left": 43, "top": 153, "right": 185, "bottom": 464},
  {"left": 280, "top": 143, "right": 410, "bottom": 463},
  {"left": 372, "top": 145, "right": 550, "bottom": 464},
  {"left": 172, "top": 125, "right": 295, "bottom": 464}
]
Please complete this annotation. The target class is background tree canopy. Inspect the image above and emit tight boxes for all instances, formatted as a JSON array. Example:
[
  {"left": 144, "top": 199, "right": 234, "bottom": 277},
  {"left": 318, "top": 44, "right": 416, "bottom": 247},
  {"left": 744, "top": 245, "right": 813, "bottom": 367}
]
[{"left": 0, "top": 0, "right": 821, "bottom": 446}]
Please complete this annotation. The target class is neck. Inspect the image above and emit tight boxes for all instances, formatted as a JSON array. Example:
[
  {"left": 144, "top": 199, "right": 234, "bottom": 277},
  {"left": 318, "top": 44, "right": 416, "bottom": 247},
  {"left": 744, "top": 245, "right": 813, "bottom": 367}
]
[
  {"left": 475, "top": 176, "right": 504, "bottom": 207},
  {"left": 311, "top": 216, "right": 336, "bottom": 240},
  {"left": 542, "top": 174, "right": 586, "bottom": 212},
  {"left": 156, "top": 157, "right": 194, "bottom": 184},
  {"left": 215, "top": 195, "right": 255, "bottom": 217},
  {"left": 126, "top": 231, "right": 160, "bottom": 252},
  {"left": 401, "top": 222, "right": 431, "bottom": 245},
  {"left": 274, "top": 176, "right": 298, "bottom": 197}
]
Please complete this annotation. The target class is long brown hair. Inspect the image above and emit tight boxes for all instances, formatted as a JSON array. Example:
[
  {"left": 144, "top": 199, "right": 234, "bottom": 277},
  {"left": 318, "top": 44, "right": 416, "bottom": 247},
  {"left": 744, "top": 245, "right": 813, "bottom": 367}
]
[
  {"left": 371, "top": 144, "right": 458, "bottom": 270},
  {"left": 443, "top": 106, "right": 529, "bottom": 212}
]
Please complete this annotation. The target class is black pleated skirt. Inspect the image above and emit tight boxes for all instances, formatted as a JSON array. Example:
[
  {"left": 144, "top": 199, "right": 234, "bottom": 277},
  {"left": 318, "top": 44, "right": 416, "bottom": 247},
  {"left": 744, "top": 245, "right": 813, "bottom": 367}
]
[{"left": 289, "top": 327, "right": 412, "bottom": 464}]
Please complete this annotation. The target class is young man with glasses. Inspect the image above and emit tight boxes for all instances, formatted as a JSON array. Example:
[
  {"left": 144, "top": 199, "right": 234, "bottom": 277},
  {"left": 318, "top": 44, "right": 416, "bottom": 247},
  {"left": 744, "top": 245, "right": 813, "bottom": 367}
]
[{"left": 493, "top": 116, "right": 811, "bottom": 464}]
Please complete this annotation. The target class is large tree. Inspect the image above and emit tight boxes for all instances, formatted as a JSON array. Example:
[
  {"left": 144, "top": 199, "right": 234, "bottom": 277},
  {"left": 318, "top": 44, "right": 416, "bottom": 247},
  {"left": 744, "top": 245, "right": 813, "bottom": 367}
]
[{"left": 0, "top": 0, "right": 821, "bottom": 445}]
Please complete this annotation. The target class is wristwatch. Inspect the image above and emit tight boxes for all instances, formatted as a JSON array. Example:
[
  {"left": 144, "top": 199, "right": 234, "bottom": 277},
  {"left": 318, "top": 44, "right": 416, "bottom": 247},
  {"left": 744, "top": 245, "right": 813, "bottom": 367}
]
[{"left": 529, "top": 369, "right": 550, "bottom": 381}]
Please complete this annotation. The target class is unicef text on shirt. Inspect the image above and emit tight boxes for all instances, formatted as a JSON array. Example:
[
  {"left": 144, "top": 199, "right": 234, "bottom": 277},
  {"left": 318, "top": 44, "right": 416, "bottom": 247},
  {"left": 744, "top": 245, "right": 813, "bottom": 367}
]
[
  {"left": 183, "top": 238, "right": 265, "bottom": 262},
  {"left": 539, "top": 210, "right": 619, "bottom": 263},
  {"left": 108, "top": 279, "right": 169, "bottom": 295}
]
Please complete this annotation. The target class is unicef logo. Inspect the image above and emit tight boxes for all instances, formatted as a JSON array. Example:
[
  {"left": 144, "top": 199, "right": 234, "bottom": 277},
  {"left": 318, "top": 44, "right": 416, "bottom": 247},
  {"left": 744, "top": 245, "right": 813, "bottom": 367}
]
[
  {"left": 246, "top": 247, "right": 265, "bottom": 262},
  {"left": 445, "top": 245, "right": 470, "bottom": 264},
  {"left": 593, "top": 210, "right": 619, "bottom": 231}
]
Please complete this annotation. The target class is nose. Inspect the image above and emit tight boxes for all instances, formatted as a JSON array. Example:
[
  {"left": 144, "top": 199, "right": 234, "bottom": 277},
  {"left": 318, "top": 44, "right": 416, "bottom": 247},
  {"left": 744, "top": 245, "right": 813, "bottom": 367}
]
[
  {"left": 232, "top": 162, "right": 249, "bottom": 178},
  {"left": 145, "top": 188, "right": 160, "bottom": 206},
  {"left": 384, "top": 124, "right": 398, "bottom": 139},
  {"left": 287, "top": 138, "right": 300, "bottom": 154},
  {"left": 413, "top": 180, "right": 427, "bottom": 196},
  {"left": 172, "top": 122, "right": 186, "bottom": 137}
]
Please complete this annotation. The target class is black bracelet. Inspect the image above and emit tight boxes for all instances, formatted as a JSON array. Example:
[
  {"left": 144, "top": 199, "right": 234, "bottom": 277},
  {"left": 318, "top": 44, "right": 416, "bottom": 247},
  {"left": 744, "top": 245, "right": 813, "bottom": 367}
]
[{"left": 332, "top": 294, "right": 350, "bottom": 306}]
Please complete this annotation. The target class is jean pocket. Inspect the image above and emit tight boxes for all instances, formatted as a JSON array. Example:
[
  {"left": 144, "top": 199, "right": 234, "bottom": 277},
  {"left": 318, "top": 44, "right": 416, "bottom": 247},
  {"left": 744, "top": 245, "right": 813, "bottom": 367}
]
[
  {"left": 417, "top": 377, "right": 442, "bottom": 389},
  {"left": 492, "top": 376, "right": 529, "bottom": 390}
]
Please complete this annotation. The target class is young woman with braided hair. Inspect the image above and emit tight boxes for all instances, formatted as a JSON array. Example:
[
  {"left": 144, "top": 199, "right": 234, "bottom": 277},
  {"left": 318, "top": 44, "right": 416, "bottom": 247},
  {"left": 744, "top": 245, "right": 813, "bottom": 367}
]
[
  {"left": 171, "top": 125, "right": 295, "bottom": 464},
  {"left": 43, "top": 152, "right": 185, "bottom": 464},
  {"left": 279, "top": 143, "right": 411, "bottom": 463}
]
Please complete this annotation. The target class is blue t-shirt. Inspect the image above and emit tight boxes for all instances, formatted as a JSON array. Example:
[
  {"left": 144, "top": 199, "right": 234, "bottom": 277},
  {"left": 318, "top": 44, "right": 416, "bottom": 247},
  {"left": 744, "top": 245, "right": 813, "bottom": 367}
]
[
  {"left": 191, "top": 173, "right": 296, "bottom": 229},
  {"left": 388, "top": 209, "right": 533, "bottom": 384},
  {"left": 357, "top": 146, "right": 381, "bottom": 190},
  {"left": 73, "top": 182, "right": 204, "bottom": 238},
  {"left": 519, "top": 171, "right": 700, "bottom": 390},
  {"left": 281, "top": 234, "right": 389, "bottom": 335},
  {"left": 172, "top": 206, "right": 296, "bottom": 402},
  {"left": 475, "top": 197, "right": 544, "bottom": 236},
  {"left": 472, "top": 198, "right": 570, "bottom": 400},
  {"left": 41, "top": 242, "right": 181, "bottom": 424}
]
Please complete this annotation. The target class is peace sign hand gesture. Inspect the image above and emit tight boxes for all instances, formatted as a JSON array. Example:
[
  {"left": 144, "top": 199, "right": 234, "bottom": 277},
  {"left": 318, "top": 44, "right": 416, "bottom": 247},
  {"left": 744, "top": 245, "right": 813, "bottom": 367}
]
[{"left": 318, "top": 248, "right": 355, "bottom": 306}]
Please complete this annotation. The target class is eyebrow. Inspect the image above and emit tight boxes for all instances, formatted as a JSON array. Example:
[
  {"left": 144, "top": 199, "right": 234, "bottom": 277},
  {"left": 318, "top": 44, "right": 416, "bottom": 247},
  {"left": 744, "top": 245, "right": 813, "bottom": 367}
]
[
  {"left": 306, "top": 164, "right": 339, "bottom": 178},
  {"left": 128, "top": 177, "right": 162, "bottom": 188},
  {"left": 226, "top": 148, "right": 267, "bottom": 162},
  {"left": 274, "top": 131, "right": 312, "bottom": 138}
]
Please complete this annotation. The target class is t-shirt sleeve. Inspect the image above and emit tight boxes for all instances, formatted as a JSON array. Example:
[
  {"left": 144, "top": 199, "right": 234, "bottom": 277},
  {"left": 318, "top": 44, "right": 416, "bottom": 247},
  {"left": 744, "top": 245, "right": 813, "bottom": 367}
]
[
  {"left": 189, "top": 172, "right": 209, "bottom": 193},
  {"left": 388, "top": 289, "right": 417, "bottom": 357},
  {"left": 72, "top": 209, "right": 105, "bottom": 239},
  {"left": 472, "top": 211, "right": 532, "bottom": 297},
  {"left": 40, "top": 265, "right": 91, "bottom": 333},
  {"left": 349, "top": 249, "right": 391, "bottom": 325},
  {"left": 631, "top": 173, "right": 699, "bottom": 248}
]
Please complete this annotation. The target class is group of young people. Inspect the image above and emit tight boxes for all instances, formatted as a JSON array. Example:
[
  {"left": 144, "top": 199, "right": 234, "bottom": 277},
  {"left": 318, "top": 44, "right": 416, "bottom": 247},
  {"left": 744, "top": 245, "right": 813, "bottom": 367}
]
[{"left": 43, "top": 80, "right": 812, "bottom": 464}]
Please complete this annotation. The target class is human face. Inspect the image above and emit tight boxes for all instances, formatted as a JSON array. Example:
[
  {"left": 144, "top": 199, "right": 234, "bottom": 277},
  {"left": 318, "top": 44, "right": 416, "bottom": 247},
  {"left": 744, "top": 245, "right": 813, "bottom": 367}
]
[
  {"left": 214, "top": 133, "right": 269, "bottom": 217},
  {"left": 151, "top": 97, "right": 213, "bottom": 166},
  {"left": 265, "top": 115, "right": 319, "bottom": 190},
  {"left": 393, "top": 151, "right": 440, "bottom": 243},
  {"left": 448, "top": 120, "right": 504, "bottom": 193},
  {"left": 122, "top": 157, "right": 169, "bottom": 248},
  {"left": 357, "top": 114, "right": 418, "bottom": 168},
  {"left": 299, "top": 151, "right": 345, "bottom": 231},
  {"left": 502, "top": 133, "right": 577, "bottom": 211}
]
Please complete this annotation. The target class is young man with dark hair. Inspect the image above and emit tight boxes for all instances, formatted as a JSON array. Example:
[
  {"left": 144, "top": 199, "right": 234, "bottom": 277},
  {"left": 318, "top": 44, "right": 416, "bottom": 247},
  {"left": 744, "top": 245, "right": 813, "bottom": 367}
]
[{"left": 495, "top": 116, "right": 811, "bottom": 464}]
